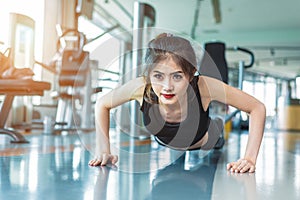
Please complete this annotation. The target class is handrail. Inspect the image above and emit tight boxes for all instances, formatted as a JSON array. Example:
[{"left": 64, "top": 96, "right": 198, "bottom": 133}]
[
  {"left": 235, "top": 47, "right": 255, "bottom": 68},
  {"left": 228, "top": 46, "right": 255, "bottom": 68},
  {"left": 225, "top": 46, "right": 255, "bottom": 126}
]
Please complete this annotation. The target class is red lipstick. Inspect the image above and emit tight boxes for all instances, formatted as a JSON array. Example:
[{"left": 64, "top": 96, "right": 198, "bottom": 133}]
[{"left": 162, "top": 94, "right": 175, "bottom": 99}]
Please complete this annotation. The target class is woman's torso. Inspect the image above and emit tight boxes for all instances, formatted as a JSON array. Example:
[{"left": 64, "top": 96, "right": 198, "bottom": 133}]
[{"left": 140, "top": 75, "right": 210, "bottom": 149}]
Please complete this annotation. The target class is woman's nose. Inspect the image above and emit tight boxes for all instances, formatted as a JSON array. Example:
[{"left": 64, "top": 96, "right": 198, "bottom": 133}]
[{"left": 162, "top": 78, "right": 174, "bottom": 91}]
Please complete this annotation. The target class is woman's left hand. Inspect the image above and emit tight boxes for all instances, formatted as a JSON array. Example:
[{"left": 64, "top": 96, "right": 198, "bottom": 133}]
[{"left": 227, "top": 158, "right": 256, "bottom": 173}]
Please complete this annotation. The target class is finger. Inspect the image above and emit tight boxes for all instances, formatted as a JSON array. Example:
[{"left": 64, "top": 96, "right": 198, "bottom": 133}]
[
  {"left": 239, "top": 159, "right": 256, "bottom": 173},
  {"left": 89, "top": 159, "right": 101, "bottom": 166},
  {"left": 228, "top": 161, "right": 238, "bottom": 168},
  {"left": 88, "top": 159, "right": 97, "bottom": 166},
  {"left": 89, "top": 155, "right": 103, "bottom": 166},
  {"left": 95, "top": 160, "right": 103, "bottom": 166},
  {"left": 88, "top": 159, "right": 93, "bottom": 165},
  {"left": 232, "top": 159, "right": 244, "bottom": 170},
  {"left": 227, "top": 162, "right": 234, "bottom": 170},
  {"left": 249, "top": 165, "right": 256, "bottom": 173},
  {"left": 111, "top": 155, "right": 118, "bottom": 164},
  {"left": 231, "top": 163, "right": 239, "bottom": 172},
  {"left": 235, "top": 160, "right": 248, "bottom": 172},
  {"left": 101, "top": 154, "right": 110, "bottom": 166},
  {"left": 239, "top": 159, "right": 248, "bottom": 168},
  {"left": 227, "top": 160, "right": 247, "bottom": 172},
  {"left": 228, "top": 162, "right": 239, "bottom": 172},
  {"left": 241, "top": 161, "right": 257, "bottom": 173},
  {"left": 239, "top": 163, "right": 251, "bottom": 173}
]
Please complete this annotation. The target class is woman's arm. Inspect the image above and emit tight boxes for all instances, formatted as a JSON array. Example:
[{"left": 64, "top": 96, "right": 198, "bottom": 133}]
[
  {"left": 89, "top": 76, "right": 145, "bottom": 166},
  {"left": 200, "top": 76, "right": 266, "bottom": 173}
]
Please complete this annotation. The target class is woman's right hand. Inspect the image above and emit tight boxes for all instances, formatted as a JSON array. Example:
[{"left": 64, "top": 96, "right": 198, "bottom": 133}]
[{"left": 89, "top": 153, "right": 118, "bottom": 166}]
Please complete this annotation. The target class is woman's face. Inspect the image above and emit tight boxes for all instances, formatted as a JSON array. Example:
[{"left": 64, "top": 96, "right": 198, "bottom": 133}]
[{"left": 149, "top": 58, "right": 190, "bottom": 105}]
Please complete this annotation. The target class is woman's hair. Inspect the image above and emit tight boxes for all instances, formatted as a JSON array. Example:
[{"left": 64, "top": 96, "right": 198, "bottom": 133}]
[{"left": 143, "top": 33, "right": 198, "bottom": 103}]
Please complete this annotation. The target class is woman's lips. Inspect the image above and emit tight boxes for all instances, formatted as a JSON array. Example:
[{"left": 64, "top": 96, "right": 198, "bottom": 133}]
[{"left": 162, "top": 94, "right": 175, "bottom": 99}]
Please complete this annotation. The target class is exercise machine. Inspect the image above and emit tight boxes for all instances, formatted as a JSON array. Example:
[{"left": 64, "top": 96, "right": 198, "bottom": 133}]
[
  {"left": 0, "top": 43, "right": 51, "bottom": 143},
  {"left": 200, "top": 41, "right": 255, "bottom": 127},
  {"left": 37, "top": 29, "right": 99, "bottom": 133}
]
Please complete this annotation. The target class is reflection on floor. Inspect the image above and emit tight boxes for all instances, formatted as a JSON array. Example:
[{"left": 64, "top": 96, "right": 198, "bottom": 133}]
[{"left": 0, "top": 129, "right": 300, "bottom": 200}]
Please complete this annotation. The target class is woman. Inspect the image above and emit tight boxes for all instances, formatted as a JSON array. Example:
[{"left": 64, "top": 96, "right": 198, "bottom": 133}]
[{"left": 89, "top": 33, "right": 266, "bottom": 173}]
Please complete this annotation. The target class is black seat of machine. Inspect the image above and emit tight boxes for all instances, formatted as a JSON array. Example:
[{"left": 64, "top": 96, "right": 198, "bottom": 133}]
[{"left": 199, "top": 41, "right": 228, "bottom": 83}]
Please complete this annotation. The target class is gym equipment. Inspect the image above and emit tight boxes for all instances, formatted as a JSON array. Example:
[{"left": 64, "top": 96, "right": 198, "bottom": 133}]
[
  {"left": 225, "top": 46, "right": 255, "bottom": 125},
  {"left": 53, "top": 29, "right": 94, "bottom": 131},
  {"left": 37, "top": 29, "right": 99, "bottom": 133},
  {"left": 200, "top": 42, "right": 228, "bottom": 83},
  {"left": 0, "top": 41, "right": 51, "bottom": 143},
  {"left": 0, "top": 79, "right": 50, "bottom": 143},
  {"left": 200, "top": 41, "right": 255, "bottom": 125}
]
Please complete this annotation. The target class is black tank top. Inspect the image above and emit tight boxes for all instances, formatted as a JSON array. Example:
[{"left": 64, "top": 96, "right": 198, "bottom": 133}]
[{"left": 140, "top": 75, "right": 210, "bottom": 149}]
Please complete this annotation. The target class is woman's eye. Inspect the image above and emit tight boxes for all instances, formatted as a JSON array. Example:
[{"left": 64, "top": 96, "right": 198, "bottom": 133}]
[
  {"left": 173, "top": 74, "right": 183, "bottom": 80},
  {"left": 153, "top": 74, "right": 163, "bottom": 80}
]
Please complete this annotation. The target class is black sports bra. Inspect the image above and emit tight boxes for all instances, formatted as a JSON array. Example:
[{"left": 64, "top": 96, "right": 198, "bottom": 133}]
[{"left": 140, "top": 75, "right": 210, "bottom": 149}]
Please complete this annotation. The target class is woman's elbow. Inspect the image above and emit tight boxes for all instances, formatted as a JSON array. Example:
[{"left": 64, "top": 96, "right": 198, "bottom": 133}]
[
  {"left": 95, "top": 97, "right": 110, "bottom": 112},
  {"left": 260, "top": 102, "right": 266, "bottom": 114},
  {"left": 255, "top": 102, "right": 266, "bottom": 119}
]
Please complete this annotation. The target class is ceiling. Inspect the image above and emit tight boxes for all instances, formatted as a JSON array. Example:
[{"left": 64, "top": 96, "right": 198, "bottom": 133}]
[{"left": 92, "top": 0, "right": 300, "bottom": 80}]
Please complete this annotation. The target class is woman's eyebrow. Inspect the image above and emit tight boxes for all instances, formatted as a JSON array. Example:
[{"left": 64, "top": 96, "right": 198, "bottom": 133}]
[
  {"left": 152, "top": 70, "right": 184, "bottom": 75},
  {"left": 152, "top": 70, "right": 164, "bottom": 74},
  {"left": 170, "top": 71, "right": 184, "bottom": 75}
]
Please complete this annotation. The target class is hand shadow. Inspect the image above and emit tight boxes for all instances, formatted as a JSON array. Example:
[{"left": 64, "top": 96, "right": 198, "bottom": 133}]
[
  {"left": 226, "top": 171, "right": 258, "bottom": 200},
  {"left": 93, "top": 164, "right": 118, "bottom": 199},
  {"left": 145, "top": 150, "right": 222, "bottom": 200}
]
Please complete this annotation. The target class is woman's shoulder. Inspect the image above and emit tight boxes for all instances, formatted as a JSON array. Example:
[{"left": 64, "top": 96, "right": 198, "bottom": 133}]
[
  {"left": 196, "top": 75, "right": 218, "bottom": 98},
  {"left": 125, "top": 76, "right": 146, "bottom": 103},
  {"left": 197, "top": 75, "right": 224, "bottom": 85},
  {"left": 196, "top": 75, "right": 207, "bottom": 87},
  {"left": 197, "top": 74, "right": 231, "bottom": 103},
  {"left": 121, "top": 76, "right": 146, "bottom": 89}
]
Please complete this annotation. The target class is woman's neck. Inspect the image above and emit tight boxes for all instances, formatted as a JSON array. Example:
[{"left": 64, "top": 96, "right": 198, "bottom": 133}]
[{"left": 158, "top": 93, "right": 188, "bottom": 123}]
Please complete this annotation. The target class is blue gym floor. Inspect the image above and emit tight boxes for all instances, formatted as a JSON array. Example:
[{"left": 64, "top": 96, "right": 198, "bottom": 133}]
[{"left": 0, "top": 128, "right": 300, "bottom": 200}]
